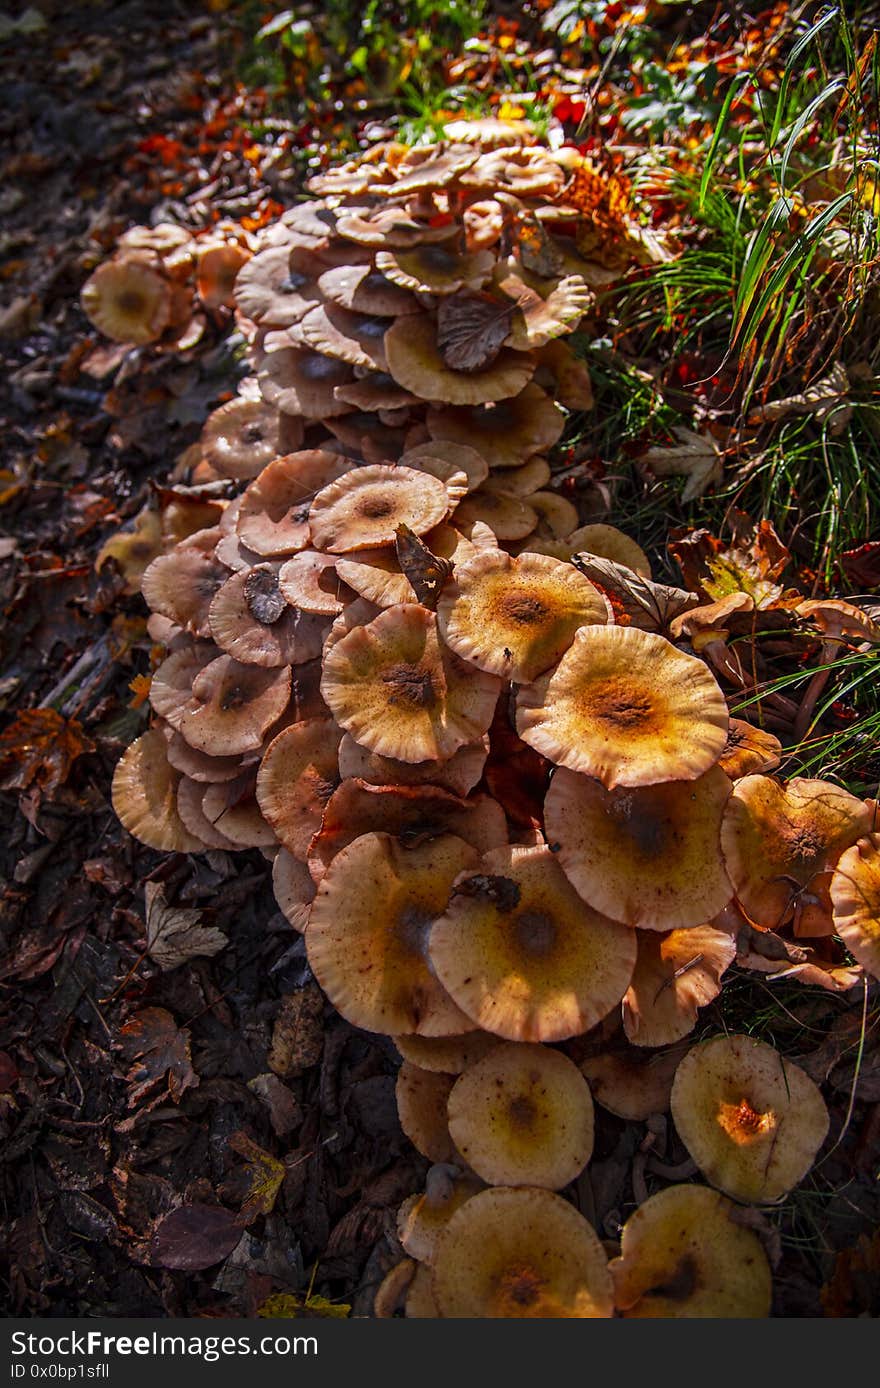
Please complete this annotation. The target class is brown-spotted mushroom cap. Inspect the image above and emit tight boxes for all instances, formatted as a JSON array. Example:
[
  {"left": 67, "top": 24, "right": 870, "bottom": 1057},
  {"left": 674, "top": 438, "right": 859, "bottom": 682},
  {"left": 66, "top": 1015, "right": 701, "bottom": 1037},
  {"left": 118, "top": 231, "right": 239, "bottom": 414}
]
[
  {"left": 112, "top": 729, "right": 206, "bottom": 853},
  {"left": 397, "top": 1167, "right": 484, "bottom": 1264},
  {"left": 299, "top": 303, "right": 392, "bottom": 372},
  {"left": 334, "top": 372, "right": 419, "bottom": 412},
  {"left": 237, "top": 450, "right": 351, "bottom": 557},
  {"left": 305, "top": 831, "right": 478, "bottom": 1035},
  {"left": 208, "top": 568, "right": 328, "bottom": 667},
  {"left": 177, "top": 655, "right": 291, "bottom": 756},
  {"left": 201, "top": 396, "right": 294, "bottom": 481},
  {"left": 438, "top": 548, "right": 607, "bottom": 685},
  {"left": 610, "top": 1184, "right": 772, "bottom": 1318},
  {"left": 200, "top": 771, "right": 276, "bottom": 849},
  {"left": 432, "top": 1186, "right": 613, "bottom": 1318},
  {"left": 375, "top": 245, "right": 493, "bottom": 296},
  {"left": 623, "top": 925, "right": 737, "bottom": 1047},
  {"left": 393, "top": 1030, "right": 498, "bottom": 1075},
  {"left": 502, "top": 273, "right": 593, "bottom": 350},
  {"left": 671, "top": 1033, "right": 830, "bottom": 1203},
  {"left": 256, "top": 719, "right": 342, "bottom": 859},
  {"left": 258, "top": 347, "right": 354, "bottom": 418},
  {"left": 544, "top": 766, "right": 734, "bottom": 931},
  {"left": 320, "top": 604, "right": 501, "bottom": 763},
  {"left": 447, "top": 1042, "right": 594, "bottom": 1189},
  {"left": 308, "top": 464, "right": 450, "bottom": 554},
  {"left": 429, "top": 843, "right": 637, "bottom": 1042},
  {"left": 384, "top": 315, "right": 535, "bottom": 407},
  {"left": 334, "top": 524, "right": 475, "bottom": 609},
  {"left": 516, "top": 625, "right": 730, "bottom": 787},
  {"left": 278, "top": 550, "right": 355, "bottom": 616},
  {"left": 427, "top": 384, "right": 564, "bottom": 468},
  {"left": 395, "top": 1063, "right": 458, "bottom": 1163},
  {"left": 337, "top": 732, "right": 488, "bottom": 796},
  {"left": 830, "top": 833, "right": 880, "bottom": 979},
  {"left": 141, "top": 548, "right": 228, "bottom": 638},
  {"left": 81, "top": 256, "right": 172, "bottom": 344},
  {"left": 717, "top": 718, "right": 782, "bottom": 780},
  {"left": 233, "top": 246, "right": 320, "bottom": 327},
  {"left": 148, "top": 643, "right": 217, "bottom": 729},
  {"left": 720, "top": 776, "right": 872, "bottom": 930}
]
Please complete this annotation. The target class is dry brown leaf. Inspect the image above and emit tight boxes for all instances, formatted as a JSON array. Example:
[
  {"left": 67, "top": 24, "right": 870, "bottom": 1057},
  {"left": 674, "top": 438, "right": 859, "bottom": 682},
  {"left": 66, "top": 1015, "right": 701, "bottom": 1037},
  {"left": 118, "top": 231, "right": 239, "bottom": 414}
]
[
  {"left": 228, "top": 1131, "right": 287, "bottom": 1225},
  {"left": 394, "top": 523, "right": 454, "bottom": 609},
  {"left": 639, "top": 427, "right": 723, "bottom": 502},
  {"left": 570, "top": 553, "right": 698, "bottom": 632},
  {"left": 0, "top": 709, "right": 95, "bottom": 794},
  {"left": 144, "top": 882, "right": 227, "bottom": 972},
  {"left": 268, "top": 984, "right": 324, "bottom": 1078},
  {"left": 116, "top": 1006, "right": 199, "bottom": 1106},
  {"left": 436, "top": 291, "right": 513, "bottom": 371}
]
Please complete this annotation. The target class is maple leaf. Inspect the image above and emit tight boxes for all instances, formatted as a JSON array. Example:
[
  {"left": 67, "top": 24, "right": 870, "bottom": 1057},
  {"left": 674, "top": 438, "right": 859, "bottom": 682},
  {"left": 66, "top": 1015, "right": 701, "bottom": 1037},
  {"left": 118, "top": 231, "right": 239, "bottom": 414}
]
[
  {"left": 116, "top": 1006, "right": 198, "bottom": 1106},
  {"left": 143, "top": 882, "right": 227, "bottom": 972},
  {"left": 228, "top": 1131, "right": 287, "bottom": 1226},
  {"left": 436, "top": 291, "right": 513, "bottom": 371},
  {"left": 0, "top": 709, "right": 95, "bottom": 794}
]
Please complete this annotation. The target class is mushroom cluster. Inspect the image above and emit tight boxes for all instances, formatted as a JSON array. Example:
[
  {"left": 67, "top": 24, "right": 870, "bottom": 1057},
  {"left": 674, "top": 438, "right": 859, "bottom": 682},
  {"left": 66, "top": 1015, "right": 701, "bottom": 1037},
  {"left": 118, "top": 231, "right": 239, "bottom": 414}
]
[
  {"left": 81, "top": 220, "right": 254, "bottom": 350},
  {"left": 97, "top": 122, "right": 879, "bottom": 1317}
]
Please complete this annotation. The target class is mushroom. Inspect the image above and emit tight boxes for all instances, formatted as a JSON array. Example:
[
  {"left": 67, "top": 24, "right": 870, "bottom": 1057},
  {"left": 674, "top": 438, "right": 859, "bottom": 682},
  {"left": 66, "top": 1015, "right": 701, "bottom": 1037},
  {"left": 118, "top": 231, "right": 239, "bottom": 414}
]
[
  {"left": 375, "top": 244, "right": 494, "bottom": 296},
  {"left": 670, "top": 1033, "right": 830, "bottom": 1203},
  {"left": 447, "top": 1041, "right": 594, "bottom": 1189},
  {"left": 233, "top": 245, "right": 320, "bottom": 327},
  {"left": 176, "top": 655, "right": 292, "bottom": 756},
  {"left": 431, "top": 1186, "right": 613, "bottom": 1318},
  {"left": 830, "top": 833, "right": 880, "bottom": 979},
  {"left": 209, "top": 569, "right": 328, "bottom": 667},
  {"left": 237, "top": 450, "right": 351, "bottom": 557},
  {"left": 717, "top": 718, "right": 782, "bottom": 780},
  {"left": 393, "top": 1030, "right": 498, "bottom": 1075},
  {"left": 720, "top": 775, "right": 873, "bottom": 931},
  {"left": 258, "top": 347, "right": 355, "bottom": 418},
  {"left": 623, "top": 924, "right": 738, "bottom": 1047},
  {"left": 81, "top": 254, "right": 172, "bottom": 344},
  {"left": 317, "top": 262, "right": 418, "bottom": 316},
  {"left": 384, "top": 315, "right": 535, "bottom": 406},
  {"left": 580, "top": 1039, "right": 690, "bottom": 1121},
  {"left": 272, "top": 847, "right": 316, "bottom": 932},
  {"left": 337, "top": 731, "right": 488, "bottom": 796},
  {"left": 140, "top": 548, "right": 228, "bottom": 638},
  {"left": 543, "top": 765, "right": 734, "bottom": 931},
  {"left": 201, "top": 396, "right": 294, "bottom": 481},
  {"left": 426, "top": 384, "right": 564, "bottom": 468},
  {"left": 112, "top": 729, "right": 206, "bottom": 852},
  {"left": 308, "top": 464, "right": 451, "bottom": 554},
  {"left": 609, "top": 1185, "right": 772, "bottom": 1318},
  {"left": 397, "top": 1166, "right": 484, "bottom": 1264},
  {"left": 437, "top": 548, "right": 607, "bottom": 684},
  {"left": 319, "top": 604, "right": 501, "bottom": 763},
  {"left": 516, "top": 624, "right": 730, "bottom": 787},
  {"left": 255, "top": 718, "right": 342, "bottom": 859},
  {"left": 278, "top": 550, "right": 355, "bottom": 616},
  {"left": 395, "top": 1063, "right": 458, "bottom": 1163},
  {"left": 305, "top": 831, "right": 479, "bottom": 1035},
  {"left": 429, "top": 843, "right": 637, "bottom": 1042}
]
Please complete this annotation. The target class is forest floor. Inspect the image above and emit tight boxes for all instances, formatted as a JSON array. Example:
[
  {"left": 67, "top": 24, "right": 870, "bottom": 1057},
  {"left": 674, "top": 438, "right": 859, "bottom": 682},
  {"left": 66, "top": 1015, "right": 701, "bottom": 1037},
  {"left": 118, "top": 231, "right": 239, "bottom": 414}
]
[{"left": 0, "top": 0, "right": 878, "bottom": 1318}]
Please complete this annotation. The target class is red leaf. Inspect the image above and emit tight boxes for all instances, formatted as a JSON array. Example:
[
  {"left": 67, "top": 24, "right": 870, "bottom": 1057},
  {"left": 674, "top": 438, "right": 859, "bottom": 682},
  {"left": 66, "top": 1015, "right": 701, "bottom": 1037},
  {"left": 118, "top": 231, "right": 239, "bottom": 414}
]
[{"left": 150, "top": 1204, "right": 242, "bottom": 1270}]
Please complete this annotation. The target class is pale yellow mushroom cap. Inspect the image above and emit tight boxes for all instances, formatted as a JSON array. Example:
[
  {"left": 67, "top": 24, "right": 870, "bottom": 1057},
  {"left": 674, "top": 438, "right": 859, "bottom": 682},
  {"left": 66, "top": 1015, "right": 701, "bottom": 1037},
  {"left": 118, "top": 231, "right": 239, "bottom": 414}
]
[
  {"left": 384, "top": 315, "right": 535, "bottom": 407},
  {"left": 305, "top": 831, "right": 479, "bottom": 1036},
  {"left": 830, "top": 832, "right": 880, "bottom": 979},
  {"left": 396, "top": 1063, "right": 458, "bottom": 1163},
  {"left": 623, "top": 924, "right": 737, "bottom": 1047},
  {"left": 81, "top": 256, "right": 172, "bottom": 344},
  {"left": 437, "top": 548, "right": 607, "bottom": 684},
  {"left": 308, "top": 463, "right": 450, "bottom": 554},
  {"left": 516, "top": 624, "right": 730, "bottom": 788},
  {"left": 544, "top": 765, "right": 734, "bottom": 931},
  {"left": 670, "top": 1033, "right": 830, "bottom": 1203},
  {"left": 431, "top": 1186, "right": 613, "bottom": 1318},
  {"left": 393, "top": 1030, "right": 498, "bottom": 1074},
  {"left": 429, "top": 843, "right": 637, "bottom": 1042},
  {"left": 720, "top": 775, "right": 872, "bottom": 930},
  {"left": 112, "top": 729, "right": 206, "bottom": 853},
  {"left": 427, "top": 384, "right": 564, "bottom": 469},
  {"left": 319, "top": 604, "right": 501, "bottom": 764},
  {"left": 397, "top": 1168, "right": 484, "bottom": 1264},
  {"left": 610, "top": 1184, "right": 773, "bottom": 1318},
  {"left": 447, "top": 1041, "right": 594, "bottom": 1189}
]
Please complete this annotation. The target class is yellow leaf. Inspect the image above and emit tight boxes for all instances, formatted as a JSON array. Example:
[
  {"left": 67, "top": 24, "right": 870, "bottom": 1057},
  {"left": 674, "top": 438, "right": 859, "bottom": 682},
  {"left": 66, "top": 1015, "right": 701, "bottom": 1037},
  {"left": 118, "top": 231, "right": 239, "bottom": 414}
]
[
  {"left": 228, "top": 1131, "right": 286, "bottom": 1225},
  {"left": 257, "top": 1292, "right": 350, "bottom": 1320}
]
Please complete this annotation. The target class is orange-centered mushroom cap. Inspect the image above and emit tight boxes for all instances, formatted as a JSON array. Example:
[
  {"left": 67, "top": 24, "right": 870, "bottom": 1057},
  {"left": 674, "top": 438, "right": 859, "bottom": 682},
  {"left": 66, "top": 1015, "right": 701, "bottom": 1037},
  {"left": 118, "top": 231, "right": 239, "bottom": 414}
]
[{"left": 830, "top": 833, "right": 880, "bottom": 979}]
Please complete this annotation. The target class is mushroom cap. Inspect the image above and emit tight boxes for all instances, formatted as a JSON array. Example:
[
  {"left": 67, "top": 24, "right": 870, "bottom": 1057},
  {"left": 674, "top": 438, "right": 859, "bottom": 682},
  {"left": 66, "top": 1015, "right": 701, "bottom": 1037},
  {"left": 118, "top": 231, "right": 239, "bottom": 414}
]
[
  {"left": 830, "top": 833, "right": 880, "bottom": 979},
  {"left": 447, "top": 1042, "right": 594, "bottom": 1189},
  {"left": 140, "top": 548, "right": 228, "bottom": 638},
  {"left": 437, "top": 548, "right": 607, "bottom": 684},
  {"left": 671, "top": 1033, "right": 830, "bottom": 1203},
  {"left": 461, "top": 148, "right": 565, "bottom": 196},
  {"left": 386, "top": 144, "right": 479, "bottom": 196},
  {"left": 237, "top": 450, "right": 351, "bottom": 557},
  {"left": 720, "top": 776, "right": 872, "bottom": 930},
  {"left": 335, "top": 205, "right": 456, "bottom": 249},
  {"left": 544, "top": 766, "right": 734, "bottom": 931},
  {"left": 516, "top": 624, "right": 729, "bottom": 788},
  {"left": 278, "top": 550, "right": 354, "bottom": 616},
  {"left": 580, "top": 1040, "right": 689, "bottom": 1121},
  {"left": 717, "top": 718, "right": 782, "bottom": 779},
  {"left": 200, "top": 773, "right": 276, "bottom": 849},
  {"left": 610, "top": 1184, "right": 772, "bottom": 1318},
  {"left": 299, "top": 302, "right": 391, "bottom": 371},
  {"left": 176, "top": 774, "right": 240, "bottom": 850},
  {"left": 385, "top": 315, "right": 535, "bottom": 407},
  {"left": 305, "top": 831, "right": 479, "bottom": 1036},
  {"left": 452, "top": 487, "right": 538, "bottom": 542},
  {"left": 320, "top": 604, "right": 501, "bottom": 764},
  {"left": 258, "top": 347, "right": 355, "bottom": 418},
  {"left": 256, "top": 719, "right": 342, "bottom": 859},
  {"left": 208, "top": 569, "right": 328, "bottom": 667},
  {"left": 401, "top": 441, "right": 490, "bottom": 494},
  {"left": 177, "top": 655, "right": 291, "bottom": 756},
  {"left": 81, "top": 256, "right": 172, "bottom": 344},
  {"left": 427, "top": 384, "right": 564, "bottom": 468},
  {"left": 308, "top": 463, "right": 450, "bottom": 554},
  {"left": 375, "top": 244, "right": 493, "bottom": 296},
  {"left": 397, "top": 1168, "right": 485, "bottom": 1264},
  {"left": 200, "top": 396, "right": 290, "bottom": 481},
  {"left": 148, "top": 643, "right": 216, "bottom": 729},
  {"left": 444, "top": 117, "right": 536, "bottom": 147},
  {"left": 429, "top": 843, "right": 637, "bottom": 1042},
  {"left": 393, "top": 1030, "right": 499, "bottom": 1075},
  {"left": 405, "top": 1263, "right": 440, "bottom": 1318},
  {"left": 623, "top": 924, "right": 737, "bottom": 1047},
  {"left": 395, "top": 1063, "right": 458, "bottom": 1163},
  {"left": 233, "top": 245, "right": 320, "bottom": 327},
  {"left": 480, "top": 454, "right": 550, "bottom": 498},
  {"left": 373, "top": 1260, "right": 417, "bottom": 1319},
  {"left": 502, "top": 273, "right": 593, "bottom": 350},
  {"left": 112, "top": 729, "right": 205, "bottom": 853},
  {"left": 556, "top": 523, "right": 652, "bottom": 575},
  {"left": 432, "top": 1186, "right": 613, "bottom": 1318},
  {"left": 196, "top": 239, "right": 250, "bottom": 310},
  {"left": 164, "top": 728, "right": 242, "bottom": 784},
  {"left": 272, "top": 847, "right": 316, "bottom": 932},
  {"left": 527, "top": 490, "right": 581, "bottom": 539},
  {"left": 317, "top": 262, "right": 418, "bottom": 317},
  {"left": 334, "top": 371, "right": 419, "bottom": 412},
  {"left": 337, "top": 731, "right": 488, "bottom": 796}
]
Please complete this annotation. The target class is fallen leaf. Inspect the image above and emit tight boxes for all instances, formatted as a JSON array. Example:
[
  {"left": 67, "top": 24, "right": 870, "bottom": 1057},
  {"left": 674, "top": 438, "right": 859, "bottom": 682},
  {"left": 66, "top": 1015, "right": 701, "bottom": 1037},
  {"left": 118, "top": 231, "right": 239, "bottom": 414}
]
[
  {"left": 268, "top": 985, "right": 324, "bottom": 1079},
  {"left": 247, "top": 1073, "right": 303, "bottom": 1137},
  {"left": 571, "top": 553, "right": 698, "bottom": 632},
  {"left": 116, "top": 1007, "right": 199, "bottom": 1106},
  {"left": 751, "top": 362, "right": 851, "bottom": 433},
  {"left": 639, "top": 427, "right": 723, "bottom": 501},
  {"left": 257, "top": 1291, "right": 350, "bottom": 1319},
  {"left": 228, "top": 1131, "right": 286, "bottom": 1225},
  {"left": 0, "top": 709, "right": 95, "bottom": 794},
  {"left": 144, "top": 882, "right": 227, "bottom": 972},
  {"left": 515, "top": 212, "right": 564, "bottom": 278},
  {"left": 150, "top": 1203, "right": 242, "bottom": 1270},
  {"left": 394, "top": 524, "right": 454, "bottom": 609},
  {"left": 436, "top": 291, "right": 513, "bottom": 371}
]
